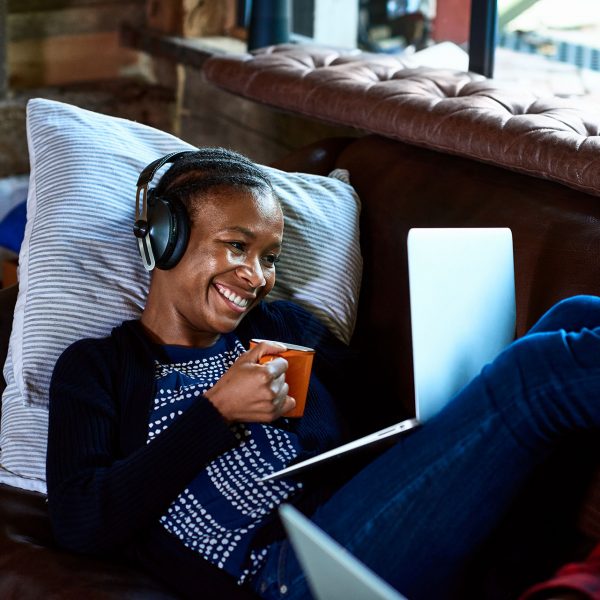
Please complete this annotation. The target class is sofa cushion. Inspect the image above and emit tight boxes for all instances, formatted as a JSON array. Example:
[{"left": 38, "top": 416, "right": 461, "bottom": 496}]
[{"left": 0, "top": 98, "right": 361, "bottom": 492}]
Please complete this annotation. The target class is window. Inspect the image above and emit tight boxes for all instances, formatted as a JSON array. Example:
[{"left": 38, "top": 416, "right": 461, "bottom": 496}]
[
  {"left": 285, "top": 0, "right": 599, "bottom": 100},
  {"left": 494, "top": 0, "right": 600, "bottom": 101}
]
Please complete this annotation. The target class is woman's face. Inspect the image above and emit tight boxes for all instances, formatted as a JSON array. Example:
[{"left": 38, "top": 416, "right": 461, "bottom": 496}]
[{"left": 147, "top": 186, "right": 283, "bottom": 346}]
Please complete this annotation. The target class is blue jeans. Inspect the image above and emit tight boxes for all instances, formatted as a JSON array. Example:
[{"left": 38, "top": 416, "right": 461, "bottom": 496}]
[{"left": 251, "top": 295, "right": 600, "bottom": 600}]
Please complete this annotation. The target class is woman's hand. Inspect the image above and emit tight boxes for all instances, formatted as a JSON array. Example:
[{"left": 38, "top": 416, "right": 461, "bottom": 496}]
[{"left": 204, "top": 341, "right": 296, "bottom": 423}]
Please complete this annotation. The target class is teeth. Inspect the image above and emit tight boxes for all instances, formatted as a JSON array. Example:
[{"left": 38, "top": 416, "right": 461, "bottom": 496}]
[{"left": 217, "top": 285, "right": 250, "bottom": 308}]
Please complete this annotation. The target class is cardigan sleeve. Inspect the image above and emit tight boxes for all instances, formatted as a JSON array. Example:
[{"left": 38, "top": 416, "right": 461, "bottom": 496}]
[
  {"left": 519, "top": 543, "right": 600, "bottom": 600},
  {"left": 46, "top": 337, "right": 238, "bottom": 556}
]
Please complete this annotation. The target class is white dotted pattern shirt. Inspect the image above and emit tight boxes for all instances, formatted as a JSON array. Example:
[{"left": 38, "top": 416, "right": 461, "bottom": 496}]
[{"left": 149, "top": 333, "right": 303, "bottom": 583}]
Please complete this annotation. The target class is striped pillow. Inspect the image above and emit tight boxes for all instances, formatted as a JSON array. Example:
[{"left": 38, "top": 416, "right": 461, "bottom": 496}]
[{"left": 0, "top": 98, "right": 362, "bottom": 490}]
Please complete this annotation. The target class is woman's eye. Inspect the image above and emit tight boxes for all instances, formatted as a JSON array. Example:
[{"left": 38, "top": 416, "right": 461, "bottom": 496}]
[
  {"left": 228, "top": 241, "right": 245, "bottom": 252},
  {"left": 262, "top": 254, "right": 280, "bottom": 267}
]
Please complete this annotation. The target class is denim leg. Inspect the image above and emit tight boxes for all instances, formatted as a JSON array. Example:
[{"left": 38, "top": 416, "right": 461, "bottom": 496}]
[
  {"left": 528, "top": 295, "right": 600, "bottom": 335},
  {"left": 306, "top": 321, "right": 600, "bottom": 598},
  {"left": 254, "top": 296, "right": 600, "bottom": 600},
  {"left": 250, "top": 538, "right": 311, "bottom": 600}
]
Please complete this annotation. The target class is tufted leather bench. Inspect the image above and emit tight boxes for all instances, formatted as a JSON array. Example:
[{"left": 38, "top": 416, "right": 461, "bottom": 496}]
[{"left": 203, "top": 44, "right": 600, "bottom": 198}]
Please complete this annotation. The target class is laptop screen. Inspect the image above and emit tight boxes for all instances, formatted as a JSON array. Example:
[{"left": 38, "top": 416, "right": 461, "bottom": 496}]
[
  {"left": 280, "top": 504, "right": 408, "bottom": 600},
  {"left": 407, "top": 228, "right": 516, "bottom": 422}
]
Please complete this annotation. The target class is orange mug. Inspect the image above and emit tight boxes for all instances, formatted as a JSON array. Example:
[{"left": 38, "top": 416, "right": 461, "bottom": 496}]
[{"left": 249, "top": 339, "right": 315, "bottom": 418}]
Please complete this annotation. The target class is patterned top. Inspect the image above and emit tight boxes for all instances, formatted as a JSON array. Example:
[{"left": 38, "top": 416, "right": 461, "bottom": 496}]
[{"left": 149, "top": 332, "right": 303, "bottom": 583}]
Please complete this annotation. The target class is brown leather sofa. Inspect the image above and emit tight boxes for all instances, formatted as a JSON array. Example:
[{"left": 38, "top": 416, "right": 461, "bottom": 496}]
[{"left": 0, "top": 44, "right": 598, "bottom": 598}]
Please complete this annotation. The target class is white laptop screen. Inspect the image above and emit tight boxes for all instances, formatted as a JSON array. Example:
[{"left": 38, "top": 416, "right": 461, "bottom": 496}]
[
  {"left": 280, "top": 504, "right": 408, "bottom": 600},
  {"left": 407, "top": 228, "right": 516, "bottom": 422}
]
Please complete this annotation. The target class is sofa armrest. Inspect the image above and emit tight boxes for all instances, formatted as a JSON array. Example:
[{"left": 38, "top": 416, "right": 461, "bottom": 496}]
[{"left": 0, "top": 483, "right": 178, "bottom": 599}]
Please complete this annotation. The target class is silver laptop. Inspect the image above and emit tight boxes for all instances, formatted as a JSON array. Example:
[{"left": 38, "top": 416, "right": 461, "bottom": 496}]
[
  {"left": 279, "top": 504, "right": 408, "bottom": 600},
  {"left": 260, "top": 228, "right": 516, "bottom": 482},
  {"left": 407, "top": 228, "right": 516, "bottom": 422}
]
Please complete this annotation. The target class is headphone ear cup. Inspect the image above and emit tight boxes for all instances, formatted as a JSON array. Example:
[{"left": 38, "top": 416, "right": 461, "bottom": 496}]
[
  {"left": 135, "top": 151, "right": 193, "bottom": 271},
  {"left": 154, "top": 197, "right": 190, "bottom": 270}
]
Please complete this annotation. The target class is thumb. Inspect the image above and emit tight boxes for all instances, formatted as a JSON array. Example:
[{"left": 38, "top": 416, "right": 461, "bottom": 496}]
[{"left": 246, "top": 340, "right": 288, "bottom": 362}]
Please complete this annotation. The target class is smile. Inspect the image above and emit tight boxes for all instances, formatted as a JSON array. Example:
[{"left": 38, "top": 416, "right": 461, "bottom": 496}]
[{"left": 215, "top": 283, "right": 251, "bottom": 309}]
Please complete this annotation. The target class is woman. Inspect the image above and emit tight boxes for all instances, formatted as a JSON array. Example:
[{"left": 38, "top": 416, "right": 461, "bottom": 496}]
[{"left": 46, "top": 147, "right": 600, "bottom": 600}]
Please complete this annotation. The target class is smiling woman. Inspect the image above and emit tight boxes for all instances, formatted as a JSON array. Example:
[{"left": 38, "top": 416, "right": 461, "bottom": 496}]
[{"left": 46, "top": 147, "right": 350, "bottom": 596}]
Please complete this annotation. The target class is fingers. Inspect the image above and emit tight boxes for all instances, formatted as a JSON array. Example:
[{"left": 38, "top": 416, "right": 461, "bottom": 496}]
[
  {"left": 271, "top": 395, "right": 296, "bottom": 419},
  {"left": 259, "top": 366, "right": 291, "bottom": 422},
  {"left": 237, "top": 395, "right": 296, "bottom": 423},
  {"left": 271, "top": 380, "right": 289, "bottom": 405},
  {"left": 208, "top": 341, "right": 293, "bottom": 424},
  {"left": 246, "top": 340, "right": 288, "bottom": 362},
  {"left": 264, "top": 356, "right": 288, "bottom": 379},
  {"left": 263, "top": 359, "right": 289, "bottom": 418},
  {"left": 279, "top": 395, "right": 296, "bottom": 415}
]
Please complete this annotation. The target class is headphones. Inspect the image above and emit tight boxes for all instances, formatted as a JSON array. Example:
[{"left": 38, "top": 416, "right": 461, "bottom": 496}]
[{"left": 133, "top": 151, "right": 192, "bottom": 271}]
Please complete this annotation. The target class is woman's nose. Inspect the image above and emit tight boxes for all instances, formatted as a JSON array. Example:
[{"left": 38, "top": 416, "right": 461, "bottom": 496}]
[{"left": 236, "top": 258, "right": 266, "bottom": 288}]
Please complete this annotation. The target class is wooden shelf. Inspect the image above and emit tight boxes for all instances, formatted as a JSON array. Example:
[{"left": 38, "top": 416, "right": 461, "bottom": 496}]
[{"left": 120, "top": 23, "right": 247, "bottom": 69}]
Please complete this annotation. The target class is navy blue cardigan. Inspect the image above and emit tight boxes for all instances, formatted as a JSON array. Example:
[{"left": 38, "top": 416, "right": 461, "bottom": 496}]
[{"left": 46, "top": 300, "right": 352, "bottom": 595}]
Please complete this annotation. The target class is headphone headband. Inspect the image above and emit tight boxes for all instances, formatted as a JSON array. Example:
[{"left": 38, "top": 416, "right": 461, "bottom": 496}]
[{"left": 136, "top": 151, "right": 192, "bottom": 189}]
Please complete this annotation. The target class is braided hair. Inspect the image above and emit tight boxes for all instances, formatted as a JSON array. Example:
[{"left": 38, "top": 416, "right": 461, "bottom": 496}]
[{"left": 154, "top": 147, "right": 276, "bottom": 220}]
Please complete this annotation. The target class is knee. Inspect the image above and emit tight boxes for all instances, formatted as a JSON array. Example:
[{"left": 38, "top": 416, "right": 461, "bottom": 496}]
[{"left": 529, "top": 295, "right": 600, "bottom": 335}]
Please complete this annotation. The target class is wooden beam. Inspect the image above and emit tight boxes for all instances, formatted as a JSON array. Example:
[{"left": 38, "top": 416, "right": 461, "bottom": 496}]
[
  {"left": 0, "top": 0, "right": 6, "bottom": 98},
  {"left": 120, "top": 23, "right": 224, "bottom": 69},
  {"left": 9, "top": 3, "right": 145, "bottom": 42},
  {"left": 186, "top": 0, "right": 237, "bottom": 37},
  {"left": 146, "top": 0, "right": 184, "bottom": 36},
  {"left": 7, "top": 0, "right": 144, "bottom": 14},
  {"left": 9, "top": 30, "right": 141, "bottom": 88},
  {"left": 146, "top": 0, "right": 237, "bottom": 38}
]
